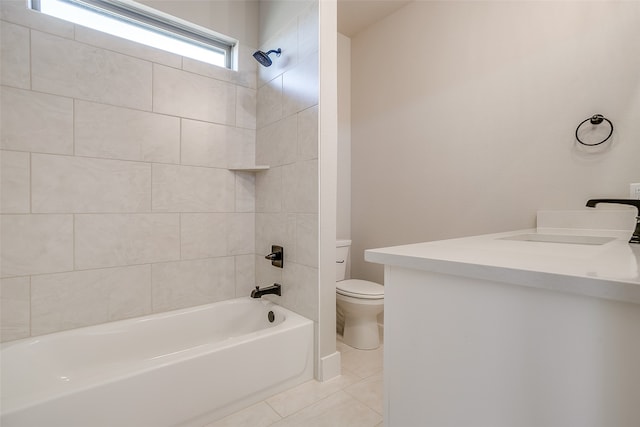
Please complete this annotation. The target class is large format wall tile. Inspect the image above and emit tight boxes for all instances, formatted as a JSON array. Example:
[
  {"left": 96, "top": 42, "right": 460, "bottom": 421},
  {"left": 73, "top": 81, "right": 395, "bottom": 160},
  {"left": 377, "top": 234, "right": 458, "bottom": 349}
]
[
  {"left": 31, "top": 265, "right": 151, "bottom": 335},
  {"left": 256, "top": 167, "right": 283, "bottom": 213},
  {"left": 1, "top": 150, "right": 30, "bottom": 213},
  {"left": 234, "top": 254, "right": 256, "bottom": 297},
  {"left": 1, "top": 214, "right": 73, "bottom": 277},
  {"left": 227, "top": 128, "right": 256, "bottom": 168},
  {"left": 235, "top": 172, "right": 256, "bottom": 213},
  {"left": 0, "top": 276, "right": 30, "bottom": 342},
  {"left": 180, "top": 213, "right": 254, "bottom": 259},
  {"left": 31, "top": 31, "right": 152, "bottom": 110},
  {"left": 152, "top": 164, "right": 235, "bottom": 212},
  {"left": 75, "top": 214, "right": 179, "bottom": 269},
  {"left": 256, "top": 75, "right": 283, "bottom": 128},
  {"left": 0, "top": 86, "right": 73, "bottom": 155},
  {"left": 297, "top": 105, "right": 319, "bottom": 161},
  {"left": 75, "top": 101, "right": 180, "bottom": 163},
  {"left": 282, "top": 159, "right": 318, "bottom": 213},
  {"left": 281, "top": 262, "right": 319, "bottom": 322},
  {"left": 1, "top": 20, "right": 30, "bottom": 89},
  {"left": 256, "top": 114, "right": 297, "bottom": 167},
  {"left": 282, "top": 53, "right": 318, "bottom": 117},
  {"left": 295, "top": 214, "right": 318, "bottom": 268},
  {"left": 180, "top": 213, "right": 228, "bottom": 259},
  {"left": 256, "top": 213, "right": 297, "bottom": 263},
  {"left": 153, "top": 64, "right": 236, "bottom": 125},
  {"left": 32, "top": 154, "right": 151, "bottom": 213},
  {"left": 181, "top": 119, "right": 232, "bottom": 168},
  {"left": 228, "top": 213, "right": 255, "bottom": 255},
  {"left": 151, "top": 257, "right": 235, "bottom": 312},
  {"left": 236, "top": 86, "right": 257, "bottom": 130}
]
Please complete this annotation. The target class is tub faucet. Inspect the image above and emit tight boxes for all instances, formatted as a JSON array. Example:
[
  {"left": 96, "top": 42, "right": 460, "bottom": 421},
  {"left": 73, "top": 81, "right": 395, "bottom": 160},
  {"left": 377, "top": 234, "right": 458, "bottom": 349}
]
[
  {"left": 251, "top": 283, "right": 282, "bottom": 298},
  {"left": 586, "top": 199, "right": 640, "bottom": 244}
]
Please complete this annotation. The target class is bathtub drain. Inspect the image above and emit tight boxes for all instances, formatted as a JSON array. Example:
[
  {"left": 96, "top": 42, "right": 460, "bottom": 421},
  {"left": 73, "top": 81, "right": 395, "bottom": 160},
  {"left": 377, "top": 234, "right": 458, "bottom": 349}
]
[{"left": 268, "top": 311, "right": 275, "bottom": 323}]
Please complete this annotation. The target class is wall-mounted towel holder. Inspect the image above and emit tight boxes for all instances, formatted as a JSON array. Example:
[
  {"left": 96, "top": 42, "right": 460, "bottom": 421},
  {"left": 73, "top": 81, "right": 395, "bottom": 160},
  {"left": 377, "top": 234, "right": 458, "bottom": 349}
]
[{"left": 575, "top": 114, "right": 614, "bottom": 146}]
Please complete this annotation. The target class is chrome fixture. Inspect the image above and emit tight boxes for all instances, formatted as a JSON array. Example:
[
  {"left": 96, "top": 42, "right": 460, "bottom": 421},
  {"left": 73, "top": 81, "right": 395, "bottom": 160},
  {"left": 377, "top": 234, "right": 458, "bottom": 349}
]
[
  {"left": 251, "top": 283, "right": 282, "bottom": 298},
  {"left": 586, "top": 199, "right": 640, "bottom": 244},
  {"left": 265, "top": 245, "right": 283, "bottom": 268},
  {"left": 252, "top": 48, "right": 281, "bottom": 67}
]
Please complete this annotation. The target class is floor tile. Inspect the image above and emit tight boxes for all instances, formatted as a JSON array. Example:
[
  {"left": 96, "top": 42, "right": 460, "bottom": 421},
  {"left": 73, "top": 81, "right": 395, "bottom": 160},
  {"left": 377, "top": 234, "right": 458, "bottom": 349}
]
[
  {"left": 335, "top": 334, "right": 355, "bottom": 355},
  {"left": 265, "top": 372, "right": 360, "bottom": 418},
  {"left": 203, "top": 402, "right": 281, "bottom": 427},
  {"left": 344, "top": 373, "right": 383, "bottom": 415},
  {"left": 340, "top": 345, "right": 383, "bottom": 379},
  {"left": 268, "top": 391, "right": 382, "bottom": 427},
  {"left": 201, "top": 337, "right": 385, "bottom": 427}
]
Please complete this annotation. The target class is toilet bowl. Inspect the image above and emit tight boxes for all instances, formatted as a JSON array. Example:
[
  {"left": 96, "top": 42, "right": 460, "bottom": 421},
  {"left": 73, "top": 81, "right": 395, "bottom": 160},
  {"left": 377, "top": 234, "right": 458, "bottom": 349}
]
[{"left": 336, "top": 240, "right": 384, "bottom": 350}]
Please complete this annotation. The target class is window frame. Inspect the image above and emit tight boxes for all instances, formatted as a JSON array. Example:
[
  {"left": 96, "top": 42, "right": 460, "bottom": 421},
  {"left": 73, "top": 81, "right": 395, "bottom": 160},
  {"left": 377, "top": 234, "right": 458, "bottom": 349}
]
[{"left": 30, "top": 0, "right": 235, "bottom": 69}]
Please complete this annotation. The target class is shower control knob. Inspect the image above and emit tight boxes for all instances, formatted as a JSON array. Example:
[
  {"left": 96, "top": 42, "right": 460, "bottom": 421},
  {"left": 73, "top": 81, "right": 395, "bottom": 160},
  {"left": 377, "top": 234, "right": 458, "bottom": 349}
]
[{"left": 265, "top": 245, "right": 283, "bottom": 268}]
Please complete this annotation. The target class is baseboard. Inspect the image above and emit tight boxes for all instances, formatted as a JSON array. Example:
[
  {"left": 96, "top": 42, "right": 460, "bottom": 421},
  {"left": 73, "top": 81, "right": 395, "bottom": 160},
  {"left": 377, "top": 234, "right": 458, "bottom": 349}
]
[{"left": 319, "top": 351, "right": 341, "bottom": 382}]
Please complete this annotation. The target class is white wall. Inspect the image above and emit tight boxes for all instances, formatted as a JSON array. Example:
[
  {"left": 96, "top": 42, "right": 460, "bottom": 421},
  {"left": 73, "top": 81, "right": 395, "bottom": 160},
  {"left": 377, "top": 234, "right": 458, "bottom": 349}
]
[
  {"left": 351, "top": 1, "right": 640, "bottom": 283},
  {"left": 337, "top": 33, "right": 351, "bottom": 241},
  {"left": 0, "top": 1, "right": 258, "bottom": 341}
]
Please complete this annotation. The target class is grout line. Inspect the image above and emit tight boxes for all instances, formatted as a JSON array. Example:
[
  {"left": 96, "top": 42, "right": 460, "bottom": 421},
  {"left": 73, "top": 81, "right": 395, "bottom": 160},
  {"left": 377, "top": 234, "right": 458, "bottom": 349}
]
[
  {"left": 28, "top": 275, "right": 32, "bottom": 338},
  {"left": 29, "top": 152, "right": 32, "bottom": 213},
  {"left": 28, "top": 27, "right": 33, "bottom": 90},
  {"left": 72, "top": 99, "right": 75, "bottom": 155},
  {"left": 72, "top": 214, "right": 76, "bottom": 270}
]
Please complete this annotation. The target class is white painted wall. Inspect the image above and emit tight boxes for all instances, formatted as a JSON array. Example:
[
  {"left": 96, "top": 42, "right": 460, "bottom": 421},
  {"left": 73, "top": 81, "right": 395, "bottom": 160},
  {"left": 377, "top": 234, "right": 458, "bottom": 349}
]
[
  {"left": 351, "top": 1, "right": 640, "bottom": 283},
  {"left": 319, "top": 0, "right": 339, "bottom": 380},
  {"left": 337, "top": 33, "right": 351, "bottom": 242}
]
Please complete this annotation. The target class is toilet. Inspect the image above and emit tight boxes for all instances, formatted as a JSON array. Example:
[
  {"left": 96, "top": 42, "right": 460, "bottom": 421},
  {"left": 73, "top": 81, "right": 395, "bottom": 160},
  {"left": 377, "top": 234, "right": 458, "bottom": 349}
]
[{"left": 336, "top": 240, "right": 384, "bottom": 350}]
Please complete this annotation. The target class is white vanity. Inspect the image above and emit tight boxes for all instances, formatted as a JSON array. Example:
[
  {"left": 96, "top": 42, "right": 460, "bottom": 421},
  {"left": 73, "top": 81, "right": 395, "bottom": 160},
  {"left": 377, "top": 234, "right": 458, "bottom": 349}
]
[{"left": 366, "top": 210, "right": 640, "bottom": 427}]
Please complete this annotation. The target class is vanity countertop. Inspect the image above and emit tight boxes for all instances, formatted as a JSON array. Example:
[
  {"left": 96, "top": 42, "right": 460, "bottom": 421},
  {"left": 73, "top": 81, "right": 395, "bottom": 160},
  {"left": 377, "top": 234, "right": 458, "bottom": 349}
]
[{"left": 365, "top": 211, "right": 640, "bottom": 305}]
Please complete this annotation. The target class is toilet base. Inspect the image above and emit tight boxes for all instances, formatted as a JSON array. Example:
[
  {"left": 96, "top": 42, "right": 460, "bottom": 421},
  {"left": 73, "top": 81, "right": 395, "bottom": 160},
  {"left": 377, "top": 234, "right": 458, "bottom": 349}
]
[{"left": 343, "top": 314, "right": 380, "bottom": 350}]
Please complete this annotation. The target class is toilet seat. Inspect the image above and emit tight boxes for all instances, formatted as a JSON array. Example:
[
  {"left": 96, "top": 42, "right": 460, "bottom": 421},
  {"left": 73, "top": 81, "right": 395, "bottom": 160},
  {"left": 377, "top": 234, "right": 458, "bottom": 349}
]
[{"left": 336, "top": 279, "right": 384, "bottom": 300}]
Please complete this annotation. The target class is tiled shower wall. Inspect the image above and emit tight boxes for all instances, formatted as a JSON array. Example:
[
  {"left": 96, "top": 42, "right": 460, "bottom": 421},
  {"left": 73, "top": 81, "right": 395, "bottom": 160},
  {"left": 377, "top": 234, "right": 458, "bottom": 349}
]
[
  {"left": 0, "top": 1, "right": 258, "bottom": 342},
  {"left": 254, "top": 1, "right": 319, "bottom": 323}
]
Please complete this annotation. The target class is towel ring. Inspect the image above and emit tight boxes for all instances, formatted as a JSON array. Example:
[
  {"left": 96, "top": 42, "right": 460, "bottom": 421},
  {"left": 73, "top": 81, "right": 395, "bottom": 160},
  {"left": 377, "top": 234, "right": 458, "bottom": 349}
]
[{"left": 575, "top": 114, "right": 613, "bottom": 146}]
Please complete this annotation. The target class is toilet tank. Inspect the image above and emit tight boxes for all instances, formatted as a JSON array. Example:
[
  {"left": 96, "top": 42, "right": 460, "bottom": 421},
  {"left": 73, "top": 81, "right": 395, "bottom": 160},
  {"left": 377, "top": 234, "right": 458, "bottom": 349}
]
[{"left": 336, "top": 239, "right": 351, "bottom": 282}]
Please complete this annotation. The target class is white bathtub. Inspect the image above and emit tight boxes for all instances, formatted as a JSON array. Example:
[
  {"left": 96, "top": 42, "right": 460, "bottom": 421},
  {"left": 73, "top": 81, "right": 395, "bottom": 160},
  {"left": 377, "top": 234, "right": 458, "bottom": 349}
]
[{"left": 1, "top": 297, "right": 314, "bottom": 427}]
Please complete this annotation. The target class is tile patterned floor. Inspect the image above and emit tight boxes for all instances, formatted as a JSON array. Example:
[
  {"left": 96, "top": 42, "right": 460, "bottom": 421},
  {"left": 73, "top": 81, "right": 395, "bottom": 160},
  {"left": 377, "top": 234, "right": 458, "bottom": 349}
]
[{"left": 204, "top": 336, "right": 383, "bottom": 427}]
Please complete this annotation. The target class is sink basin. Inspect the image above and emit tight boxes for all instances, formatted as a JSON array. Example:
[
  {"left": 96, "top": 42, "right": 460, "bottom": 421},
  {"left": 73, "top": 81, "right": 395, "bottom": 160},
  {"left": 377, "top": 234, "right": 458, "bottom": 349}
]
[{"left": 500, "top": 234, "right": 616, "bottom": 245}]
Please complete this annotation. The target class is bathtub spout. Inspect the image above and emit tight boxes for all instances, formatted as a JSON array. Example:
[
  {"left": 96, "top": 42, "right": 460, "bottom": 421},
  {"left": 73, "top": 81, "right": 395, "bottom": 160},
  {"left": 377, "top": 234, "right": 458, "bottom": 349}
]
[{"left": 251, "top": 283, "right": 282, "bottom": 298}]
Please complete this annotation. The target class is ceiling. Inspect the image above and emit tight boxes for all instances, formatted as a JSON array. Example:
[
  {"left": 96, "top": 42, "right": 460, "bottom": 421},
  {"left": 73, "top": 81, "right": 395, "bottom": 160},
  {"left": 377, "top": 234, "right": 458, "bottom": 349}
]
[{"left": 337, "top": 0, "right": 412, "bottom": 37}]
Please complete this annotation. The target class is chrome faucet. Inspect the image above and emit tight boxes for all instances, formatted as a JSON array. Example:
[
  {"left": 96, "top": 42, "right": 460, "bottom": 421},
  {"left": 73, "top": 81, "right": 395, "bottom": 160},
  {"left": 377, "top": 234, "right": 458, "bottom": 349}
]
[
  {"left": 250, "top": 283, "right": 282, "bottom": 298},
  {"left": 586, "top": 199, "right": 640, "bottom": 244}
]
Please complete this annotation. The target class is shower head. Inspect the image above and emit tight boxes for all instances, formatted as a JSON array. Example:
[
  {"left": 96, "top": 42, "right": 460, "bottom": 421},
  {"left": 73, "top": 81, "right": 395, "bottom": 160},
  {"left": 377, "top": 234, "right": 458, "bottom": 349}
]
[{"left": 253, "top": 48, "right": 281, "bottom": 67}]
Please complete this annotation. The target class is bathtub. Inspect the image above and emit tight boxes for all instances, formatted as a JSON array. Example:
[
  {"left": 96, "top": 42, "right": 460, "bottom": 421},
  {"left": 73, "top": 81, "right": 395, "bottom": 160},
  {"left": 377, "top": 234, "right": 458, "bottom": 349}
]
[{"left": 1, "top": 297, "right": 314, "bottom": 427}]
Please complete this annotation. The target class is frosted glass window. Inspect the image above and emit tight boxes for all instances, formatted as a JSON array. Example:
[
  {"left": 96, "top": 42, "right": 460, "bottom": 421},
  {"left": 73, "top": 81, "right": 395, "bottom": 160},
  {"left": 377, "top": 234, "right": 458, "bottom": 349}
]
[{"left": 30, "top": 0, "right": 234, "bottom": 68}]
